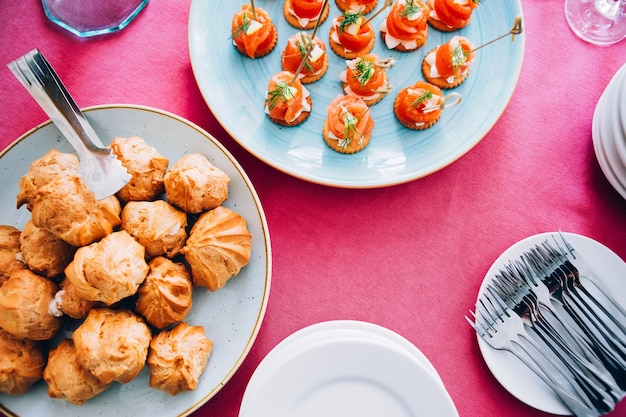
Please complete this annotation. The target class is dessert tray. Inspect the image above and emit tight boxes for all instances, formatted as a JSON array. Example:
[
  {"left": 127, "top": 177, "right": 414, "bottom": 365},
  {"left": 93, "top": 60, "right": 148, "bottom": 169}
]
[
  {"left": 239, "top": 320, "right": 459, "bottom": 416},
  {"left": 474, "top": 232, "right": 626, "bottom": 415},
  {"left": 0, "top": 104, "right": 272, "bottom": 417},
  {"left": 188, "top": 0, "right": 524, "bottom": 188}
]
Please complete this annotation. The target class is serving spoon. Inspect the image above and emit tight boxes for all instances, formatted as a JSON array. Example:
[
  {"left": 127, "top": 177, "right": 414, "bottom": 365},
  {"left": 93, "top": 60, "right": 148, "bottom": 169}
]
[{"left": 8, "top": 49, "right": 130, "bottom": 200}]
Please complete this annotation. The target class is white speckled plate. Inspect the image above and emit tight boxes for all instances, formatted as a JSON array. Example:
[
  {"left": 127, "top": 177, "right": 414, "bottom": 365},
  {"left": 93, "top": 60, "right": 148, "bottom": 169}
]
[
  {"left": 0, "top": 104, "right": 271, "bottom": 417},
  {"left": 189, "top": 0, "right": 524, "bottom": 188}
]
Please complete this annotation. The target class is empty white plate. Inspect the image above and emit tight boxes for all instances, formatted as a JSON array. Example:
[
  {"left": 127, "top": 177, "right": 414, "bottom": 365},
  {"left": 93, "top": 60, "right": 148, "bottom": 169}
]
[{"left": 240, "top": 321, "right": 458, "bottom": 417}]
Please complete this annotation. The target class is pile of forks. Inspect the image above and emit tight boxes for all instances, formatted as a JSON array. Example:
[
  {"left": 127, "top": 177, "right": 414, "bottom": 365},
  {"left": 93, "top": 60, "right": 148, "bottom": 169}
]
[{"left": 467, "top": 233, "right": 626, "bottom": 417}]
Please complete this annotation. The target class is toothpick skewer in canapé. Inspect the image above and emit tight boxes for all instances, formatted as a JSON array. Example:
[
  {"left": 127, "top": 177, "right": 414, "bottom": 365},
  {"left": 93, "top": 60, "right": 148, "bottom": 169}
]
[
  {"left": 265, "top": 4, "right": 328, "bottom": 127},
  {"left": 289, "top": 0, "right": 328, "bottom": 84},
  {"left": 329, "top": 3, "right": 385, "bottom": 59},
  {"left": 231, "top": 2, "right": 278, "bottom": 59},
  {"left": 421, "top": 15, "right": 523, "bottom": 89},
  {"left": 340, "top": 54, "right": 396, "bottom": 106},
  {"left": 249, "top": 0, "right": 257, "bottom": 19},
  {"left": 363, "top": 0, "right": 394, "bottom": 25}
]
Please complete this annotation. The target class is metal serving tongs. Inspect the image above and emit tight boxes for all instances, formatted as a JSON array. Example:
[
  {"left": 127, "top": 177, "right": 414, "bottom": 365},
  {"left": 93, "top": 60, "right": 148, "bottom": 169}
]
[{"left": 8, "top": 49, "right": 130, "bottom": 200}]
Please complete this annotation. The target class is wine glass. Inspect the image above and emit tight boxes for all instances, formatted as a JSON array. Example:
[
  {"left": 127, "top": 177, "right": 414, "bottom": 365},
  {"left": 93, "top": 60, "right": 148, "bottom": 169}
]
[
  {"left": 564, "top": 0, "right": 626, "bottom": 46},
  {"left": 41, "top": 0, "right": 149, "bottom": 37}
]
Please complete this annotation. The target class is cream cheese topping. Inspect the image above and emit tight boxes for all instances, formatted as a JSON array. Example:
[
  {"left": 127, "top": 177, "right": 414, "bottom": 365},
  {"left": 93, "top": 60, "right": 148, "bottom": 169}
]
[
  {"left": 380, "top": 20, "right": 420, "bottom": 50},
  {"left": 287, "top": 3, "right": 316, "bottom": 28},
  {"left": 246, "top": 19, "right": 264, "bottom": 35}
]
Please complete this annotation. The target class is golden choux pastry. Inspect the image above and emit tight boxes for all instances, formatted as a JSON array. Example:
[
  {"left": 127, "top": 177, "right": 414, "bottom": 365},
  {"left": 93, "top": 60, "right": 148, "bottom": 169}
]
[
  {"left": 65, "top": 230, "right": 149, "bottom": 306},
  {"left": 164, "top": 153, "right": 230, "bottom": 213},
  {"left": 16, "top": 149, "right": 79, "bottom": 211},
  {"left": 0, "top": 328, "right": 45, "bottom": 395},
  {"left": 121, "top": 200, "right": 187, "bottom": 259},
  {"left": 31, "top": 175, "right": 122, "bottom": 247},
  {"left": 52, "top": 278, "right": 101, "bottom": 320},
  {"left": 147, "top": 322, "right": 213, "bottom": 395},
  {"left": 43, "top": 339, "right": 111, "bottom": 404},
  {"left": 73, "top": 308, "right": 151, "bottom": 384},
  {"left": 109, "top": 136, "right": 169, "bottom": 202},
  {"left": 0, "top": 268, "right": 62, "bottom": 341},
  {"left": 0, "top": 224, "right": 24, "bottom": 286},
  {"left": 135, "top": 257, "right": 193, "bottom": 329},
  {"left": 19, "top": 220, "right": 75, "bottom": 279},
  {"left": 181, "top": 206, "right": 251, "bottom": 291}
]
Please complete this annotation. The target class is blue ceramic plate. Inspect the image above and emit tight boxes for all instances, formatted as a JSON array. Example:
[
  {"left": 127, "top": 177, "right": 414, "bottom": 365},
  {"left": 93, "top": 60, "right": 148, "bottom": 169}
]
[
  {"left": 189, "top": 0, "right": 524, "bottom": 188},
  {"left": 0, "top": 105, "right": 271, "bottom": 417}
]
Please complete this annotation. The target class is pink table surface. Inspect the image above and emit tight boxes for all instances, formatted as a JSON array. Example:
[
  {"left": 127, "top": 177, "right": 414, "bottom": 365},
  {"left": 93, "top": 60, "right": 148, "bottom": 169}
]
[{"left": 1, "top": 1, "right": 626, "bottom": 416}]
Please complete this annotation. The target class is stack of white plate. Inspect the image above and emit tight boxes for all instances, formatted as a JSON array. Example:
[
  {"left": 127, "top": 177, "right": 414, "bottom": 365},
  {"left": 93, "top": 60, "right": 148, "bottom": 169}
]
[
  {"left": 592, "top": 63, "right": 626, "bottom": 200},
  {"left": 239, "top": 321, "right": 459, "bottom": 417}
]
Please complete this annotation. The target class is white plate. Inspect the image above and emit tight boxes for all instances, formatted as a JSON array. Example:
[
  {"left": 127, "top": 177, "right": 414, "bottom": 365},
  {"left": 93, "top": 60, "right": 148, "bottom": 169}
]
[
  {"left": 188, "top": 0, "right": 525, "bottom": 188},
  {"left": 598, "top": 69, "right": 626, "bottom": 188},
  {"left": 0, "top": 104, "right": 272, "bottom": 417},
  {"left": 592, "top": 73, "right": 626, "bottom": 199},
  {"left": 475, "top": 232, "right": 626, "bottom": 415},
  {"left": 611, "top": 64, "right": 626, "bottom": 169},
  {"left": 240, "top": 321, "right": 459, "bottom": 417}
]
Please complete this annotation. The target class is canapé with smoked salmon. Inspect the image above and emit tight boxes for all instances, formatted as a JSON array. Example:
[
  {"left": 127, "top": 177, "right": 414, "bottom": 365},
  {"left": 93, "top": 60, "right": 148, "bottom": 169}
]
[
  {"left": 422, "top": 35, "right": 475, "bottom": 88},
  {"left": 329, "top": 10, "right": 376, "bottom": 59},
  {"left": 231, "top": 4, "right": 278, "bottom": 59},
  {"left": 281, "top": 32, "right": 329, "bottom": 84},
  {"left": 322, "top": 94, "right": 374, "bottom": 153},
  {"left": 264, "top": 71, "right": 312, "bottom": 126},
  {"left": 339, "top": 54, "right": 395, "bottom": 105},
  {"left": 380, "top": 0, "right": 429, "bottom": 52},
  {"left": 335, "top": 0, "right": 378, "bottom": 14},
  {"left": 393, "top": 81, "right": 460, "bottom": 130},
  {"left": 426, "top": 0, "right": 480, "bottom": 32},
  {"left": 283, "top": 0, "right": 330, "bottom": 29}
]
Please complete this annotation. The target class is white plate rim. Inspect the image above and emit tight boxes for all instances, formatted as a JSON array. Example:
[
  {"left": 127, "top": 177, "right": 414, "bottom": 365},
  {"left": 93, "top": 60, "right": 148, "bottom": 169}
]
[
  {"left": 188, "top": 0, "right": 525, "bottom": 188},
  {"left": 240, "top": 324, "right": 459, "bottom": 417},
  {"left": 474, "top": 231, "right": 626, "bottom": 416},
  {"left": 0, "top": 104, "right": 272, "bottom": 417},
  {"left": 610, "top": 63, "right": 626, "bottom": 168},
  {"left": 592, "top": 78, "right": 626, "bottom": 200}
]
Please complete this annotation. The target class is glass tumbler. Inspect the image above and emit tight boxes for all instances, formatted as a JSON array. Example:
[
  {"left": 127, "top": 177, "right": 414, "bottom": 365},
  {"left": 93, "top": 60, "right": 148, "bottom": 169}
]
[{"left": 42, "top": 0, "right": 149, "bottom": 37}]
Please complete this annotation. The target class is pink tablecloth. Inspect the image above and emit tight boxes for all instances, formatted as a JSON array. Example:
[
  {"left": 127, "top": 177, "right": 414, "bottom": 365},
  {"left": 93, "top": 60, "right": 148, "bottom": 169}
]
[{"left": 1, "top": 1, "right": 625, "bottom": 416}]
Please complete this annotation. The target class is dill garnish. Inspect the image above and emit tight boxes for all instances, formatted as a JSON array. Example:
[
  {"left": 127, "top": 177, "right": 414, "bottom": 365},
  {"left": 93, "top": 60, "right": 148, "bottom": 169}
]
[
  {"left": 450, "top": 43, "right": 469, "bottom": 70},
  {"left": 231, "top": 13, "right": 251, "bottom": 39},
  {"left": 338, "top": 11, "right": 363, "bottom": 32},
  {"left": 342, "top": 110, "right": 360, "bottom": 142},
  {"left": 410, "top": 90, "right": 432, "bottom": 108},
  {"left": 297, "top": 39, "right": 316, "bottom": 73},
  {"left": 353, "top": 58, "right": 374, "bottom": 87},
  {"left": 266, "top": 82, "right": 295, "bottom": 110},
  {"left": 400, "top": 0, "right": 422, "bottom": 18}
]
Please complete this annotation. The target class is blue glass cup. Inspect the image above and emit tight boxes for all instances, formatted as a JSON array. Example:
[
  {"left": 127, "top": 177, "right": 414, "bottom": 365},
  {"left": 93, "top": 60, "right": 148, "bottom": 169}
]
[{"left": 41, "top": 0, "right": 149, "bottom": 37}]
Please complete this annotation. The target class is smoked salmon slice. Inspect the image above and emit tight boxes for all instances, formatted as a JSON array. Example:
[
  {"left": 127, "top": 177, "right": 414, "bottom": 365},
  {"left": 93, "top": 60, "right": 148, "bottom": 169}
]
[{"left": 231, "top": 5, "right": 278, "bottom": 59}]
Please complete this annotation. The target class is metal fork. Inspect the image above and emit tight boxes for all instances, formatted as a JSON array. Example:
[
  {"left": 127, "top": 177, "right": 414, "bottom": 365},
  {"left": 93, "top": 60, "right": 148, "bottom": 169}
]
[
  {"left": 467, "top": 294, "right": 609, "bottom": 417},
  {"left": 526, "top": 244, "right": 626, "bottom": 388},
  {"left": 484, "top": 281, "right": 618, "bottom": 411},
  {"left": 7, "top": 49, "right": 130, "bottom": 200},
  {"left": 550, "top": 234, "right": 626, "bottom": 332},
  {"left": 493, "top": 270, "right": 624, "bottom": 401}
]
